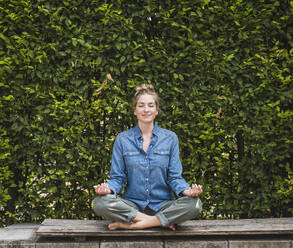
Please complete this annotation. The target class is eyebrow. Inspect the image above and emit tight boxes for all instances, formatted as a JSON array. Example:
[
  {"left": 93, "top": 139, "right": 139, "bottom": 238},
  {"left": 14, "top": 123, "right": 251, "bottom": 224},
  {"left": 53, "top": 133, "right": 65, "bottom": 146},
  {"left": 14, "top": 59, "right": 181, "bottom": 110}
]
[{"left": 138, "top": 102, "right": 155, "bottom": 105}]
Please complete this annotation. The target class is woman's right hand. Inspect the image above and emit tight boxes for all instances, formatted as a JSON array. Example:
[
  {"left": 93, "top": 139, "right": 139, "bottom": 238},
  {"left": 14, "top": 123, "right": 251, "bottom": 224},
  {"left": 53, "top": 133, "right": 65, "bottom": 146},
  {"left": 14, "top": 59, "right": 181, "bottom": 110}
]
[{"left": 93, "top": 183, "right": 111, "bottom": 195}]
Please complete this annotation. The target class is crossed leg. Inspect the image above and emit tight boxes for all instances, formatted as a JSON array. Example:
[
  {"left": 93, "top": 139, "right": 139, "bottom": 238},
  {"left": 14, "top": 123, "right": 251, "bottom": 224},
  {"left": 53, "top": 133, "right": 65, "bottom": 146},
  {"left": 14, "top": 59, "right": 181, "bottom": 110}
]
[{"left": 93, "top": 195, "right": 201, "bottom": 231}]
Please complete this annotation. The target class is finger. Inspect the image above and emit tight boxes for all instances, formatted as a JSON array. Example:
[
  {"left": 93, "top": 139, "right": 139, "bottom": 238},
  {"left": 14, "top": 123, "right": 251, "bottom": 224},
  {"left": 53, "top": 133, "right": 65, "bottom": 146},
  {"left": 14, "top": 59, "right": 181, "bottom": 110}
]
[
  {"left": 103, "top": 183, "right": 109, "bottom": 192},
  {"left": 194, "top": 187, "right": 202, "bottom": 196},
  {"left": 98, "top": 184, "right": 110, "bottom": 194},
  {"left": 198, "top": 185, "right": 202, "bottom": 193},
  {"left": 102, "top": 183, "right": 109, "bottom": 190},
  {"left": 95, "top": 187, "right": 101, "bottom": 194},
  {"left": 192, "top": 188, "right": 200, "bottom": 197},
  {"left": 98, "top": 186, "right": 105, "bottom": 193},
  {"left": 187, "top": 188, "right": 192, "bottom": 196},
  {"left": 193, "top": 184, "right": 201, "bottom": 192},
  {"left": 98, "top": 188, "right": 106, "bottom": 195},
  {"left": 191, "top": 189, "right": 198, "bottom": 196},
  {"left": 191, "top": 186, "right": 197, "bottom": 191},
  {"left": 192, "top": 190, "right": 197, "bottom": 195}
]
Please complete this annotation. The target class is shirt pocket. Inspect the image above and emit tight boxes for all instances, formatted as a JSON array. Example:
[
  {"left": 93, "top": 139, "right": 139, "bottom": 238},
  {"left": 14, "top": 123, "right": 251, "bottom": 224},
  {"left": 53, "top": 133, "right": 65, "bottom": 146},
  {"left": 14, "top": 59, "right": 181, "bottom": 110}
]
[
  {"left": 153, "top": 150, "right": 170, "bottom": 168},
  {"left": 123, "top": 151, "right": 141, "bottom": 172}
]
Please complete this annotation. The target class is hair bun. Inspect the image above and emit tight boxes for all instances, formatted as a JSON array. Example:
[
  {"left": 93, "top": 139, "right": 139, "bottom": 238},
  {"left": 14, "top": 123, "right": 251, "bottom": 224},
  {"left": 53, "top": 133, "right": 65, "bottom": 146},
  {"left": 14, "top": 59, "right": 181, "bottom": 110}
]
[
  {"left": 132, "top": 83, "right": 160, "bottom": 111},
  {"left": 135, "top": 84, "right": 155, "bottom": 95}
]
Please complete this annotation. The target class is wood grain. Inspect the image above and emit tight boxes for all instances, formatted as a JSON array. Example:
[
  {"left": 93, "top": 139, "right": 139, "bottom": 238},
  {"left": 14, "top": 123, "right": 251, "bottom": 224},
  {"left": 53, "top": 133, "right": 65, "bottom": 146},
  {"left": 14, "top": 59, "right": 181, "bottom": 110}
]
[{"left": 36, "top": 218, "right": 293, "bottom": 237}]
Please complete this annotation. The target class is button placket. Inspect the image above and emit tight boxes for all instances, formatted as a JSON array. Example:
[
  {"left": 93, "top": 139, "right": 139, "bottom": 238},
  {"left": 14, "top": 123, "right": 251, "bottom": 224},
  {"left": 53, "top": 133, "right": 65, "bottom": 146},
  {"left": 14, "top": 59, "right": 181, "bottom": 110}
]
[{"left": 145, "top": 154, "right": 150, "bottom": 197}]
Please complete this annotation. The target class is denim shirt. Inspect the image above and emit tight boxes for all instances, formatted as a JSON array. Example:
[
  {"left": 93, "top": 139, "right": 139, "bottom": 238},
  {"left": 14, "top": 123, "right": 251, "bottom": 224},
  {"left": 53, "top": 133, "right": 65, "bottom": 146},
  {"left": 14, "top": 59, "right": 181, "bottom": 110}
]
[{"left": 106, "top": 122, "right": 190, "bottom": 211}]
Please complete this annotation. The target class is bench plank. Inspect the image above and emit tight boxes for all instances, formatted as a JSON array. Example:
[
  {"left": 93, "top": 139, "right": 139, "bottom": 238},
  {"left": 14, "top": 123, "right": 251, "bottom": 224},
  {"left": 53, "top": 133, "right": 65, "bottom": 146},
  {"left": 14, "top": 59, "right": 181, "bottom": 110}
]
[{"left": 36, "top": 218, "right": 293, "bottom": 237}]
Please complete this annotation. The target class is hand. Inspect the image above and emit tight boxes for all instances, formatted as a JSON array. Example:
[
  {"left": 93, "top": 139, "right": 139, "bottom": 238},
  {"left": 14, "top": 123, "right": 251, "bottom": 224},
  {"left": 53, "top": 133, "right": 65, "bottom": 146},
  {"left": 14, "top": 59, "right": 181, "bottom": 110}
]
[
  {"left": 93, "top": 183, "right": 111, "bottom": 195},
  {"left": 181, "top": 184, "right": 202, "bottom": 197}
]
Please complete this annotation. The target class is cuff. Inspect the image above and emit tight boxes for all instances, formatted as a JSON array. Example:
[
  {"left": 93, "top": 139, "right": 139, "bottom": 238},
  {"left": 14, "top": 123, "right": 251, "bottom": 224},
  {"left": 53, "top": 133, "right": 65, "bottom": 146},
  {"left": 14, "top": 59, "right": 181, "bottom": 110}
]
[
  {"left": 176, "top": 186, "right": 189, "bottom": 197},
  {"left": 109, "top": 188, "right": 116, "bottom": 195},
  {"left": 155, "top": 212, "right": 170, "bottom": 227}
]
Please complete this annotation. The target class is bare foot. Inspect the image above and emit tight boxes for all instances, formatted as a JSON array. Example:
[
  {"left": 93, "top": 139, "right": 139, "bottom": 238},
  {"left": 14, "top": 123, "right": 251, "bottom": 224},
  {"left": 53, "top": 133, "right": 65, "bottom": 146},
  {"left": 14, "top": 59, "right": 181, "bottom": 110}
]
[
  {"left": 168, "top": 224, "right": 176, "bottom": 231},
  {"left": 108, "top": 222, "right": 176, "bottom": 231},
  {"left": 107, "top": 210, "right": 177, "bottom": 231},
  {"left": 108, "top": 215, "right": 162, "bottom": 230},
  {"left": 108, "top": 222, "right": 131, "bottom": 230}
]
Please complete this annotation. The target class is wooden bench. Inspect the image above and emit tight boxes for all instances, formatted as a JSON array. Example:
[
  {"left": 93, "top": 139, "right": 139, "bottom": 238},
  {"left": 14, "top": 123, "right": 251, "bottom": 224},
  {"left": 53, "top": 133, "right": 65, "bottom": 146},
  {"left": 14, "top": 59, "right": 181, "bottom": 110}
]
[
  {"left": 36, "top": 218, "right": 293, "bottom": 237},
  {"left": 1, "top": 218, "right": 293, "bottom": 247}
]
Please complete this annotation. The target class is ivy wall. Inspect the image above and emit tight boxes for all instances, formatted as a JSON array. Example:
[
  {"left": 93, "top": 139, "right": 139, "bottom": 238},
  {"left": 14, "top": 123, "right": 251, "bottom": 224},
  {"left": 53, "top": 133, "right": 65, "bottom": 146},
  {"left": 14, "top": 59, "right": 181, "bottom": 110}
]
[{"left": 0, "top": 0, "right": 292, "bottom": 226}]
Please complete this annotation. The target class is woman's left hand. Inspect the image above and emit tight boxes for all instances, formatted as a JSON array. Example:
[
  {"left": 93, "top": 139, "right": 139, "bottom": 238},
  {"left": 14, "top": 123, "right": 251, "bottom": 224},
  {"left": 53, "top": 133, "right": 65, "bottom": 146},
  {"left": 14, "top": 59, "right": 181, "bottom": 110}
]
[
  {"left": 181, "top": 184, "right": 202, "bottom": 197},
  {"left": 93, "top": 183, "right": 112, "bottom": 195}
]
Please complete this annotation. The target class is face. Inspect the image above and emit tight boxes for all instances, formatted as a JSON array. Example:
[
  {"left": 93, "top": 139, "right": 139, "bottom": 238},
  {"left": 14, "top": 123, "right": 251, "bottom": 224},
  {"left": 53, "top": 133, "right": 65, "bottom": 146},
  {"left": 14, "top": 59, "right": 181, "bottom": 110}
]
[{"left": 134, "top": 94, "right": 158, "bottom": 124}]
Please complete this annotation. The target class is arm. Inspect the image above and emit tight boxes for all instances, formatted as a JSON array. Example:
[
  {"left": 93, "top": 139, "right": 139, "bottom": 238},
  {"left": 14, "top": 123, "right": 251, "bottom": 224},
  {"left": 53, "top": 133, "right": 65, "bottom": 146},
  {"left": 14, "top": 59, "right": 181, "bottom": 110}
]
[
  {"left": 94, "top": 135, "right": 127, "bottom": 195},
  {"left": 167, "top": 134, "right": 190, "bottom": 195},
  {"left": 167, "top": 134, "right": 203, "bottom": 197}
]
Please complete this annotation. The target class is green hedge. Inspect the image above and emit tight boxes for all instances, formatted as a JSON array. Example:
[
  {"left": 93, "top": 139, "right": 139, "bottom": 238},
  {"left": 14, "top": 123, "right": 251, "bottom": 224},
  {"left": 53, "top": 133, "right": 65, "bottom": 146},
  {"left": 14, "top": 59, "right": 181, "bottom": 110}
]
[{"left": 0, "top": 0, "right": 292, "bottom": 226}]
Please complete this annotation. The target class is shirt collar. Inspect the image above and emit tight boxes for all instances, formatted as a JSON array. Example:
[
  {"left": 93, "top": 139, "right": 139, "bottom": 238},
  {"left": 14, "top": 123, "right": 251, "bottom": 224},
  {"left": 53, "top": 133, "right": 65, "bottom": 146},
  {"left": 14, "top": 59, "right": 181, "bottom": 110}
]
[
  {"left": 134, "top": 122, "right": 159, "bottom": 139},
  {"left": 152, "top": 122, "right": 159, "bottom": 136}
]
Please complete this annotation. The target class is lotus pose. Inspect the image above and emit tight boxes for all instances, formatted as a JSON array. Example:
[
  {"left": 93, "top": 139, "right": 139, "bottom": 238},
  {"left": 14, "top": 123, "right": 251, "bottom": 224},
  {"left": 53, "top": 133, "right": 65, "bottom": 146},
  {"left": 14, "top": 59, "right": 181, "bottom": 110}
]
[{"left": 93, "top": 84, "right": 202, "bottom": 230}]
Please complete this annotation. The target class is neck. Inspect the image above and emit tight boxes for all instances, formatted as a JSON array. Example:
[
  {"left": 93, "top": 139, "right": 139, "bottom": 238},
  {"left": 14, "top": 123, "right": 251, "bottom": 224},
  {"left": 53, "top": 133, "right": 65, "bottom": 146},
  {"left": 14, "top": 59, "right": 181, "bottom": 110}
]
[{"left": 138, "top": 121, "right": 154, "bottom": 136}]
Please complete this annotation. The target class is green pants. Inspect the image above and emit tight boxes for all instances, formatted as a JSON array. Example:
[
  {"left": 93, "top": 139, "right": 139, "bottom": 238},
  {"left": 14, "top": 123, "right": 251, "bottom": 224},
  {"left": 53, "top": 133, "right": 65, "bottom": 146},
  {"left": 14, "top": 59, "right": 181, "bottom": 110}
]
[{"left": 93, "top": 194, "right": 202, "bottom": 227}]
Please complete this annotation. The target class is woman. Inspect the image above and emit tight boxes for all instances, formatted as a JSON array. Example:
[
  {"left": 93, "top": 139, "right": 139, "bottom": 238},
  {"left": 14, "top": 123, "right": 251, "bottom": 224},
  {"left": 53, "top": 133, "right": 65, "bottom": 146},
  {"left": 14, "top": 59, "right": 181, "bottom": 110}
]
[{"left": 93, "top": 84, "right": 202, "bottom": 230}]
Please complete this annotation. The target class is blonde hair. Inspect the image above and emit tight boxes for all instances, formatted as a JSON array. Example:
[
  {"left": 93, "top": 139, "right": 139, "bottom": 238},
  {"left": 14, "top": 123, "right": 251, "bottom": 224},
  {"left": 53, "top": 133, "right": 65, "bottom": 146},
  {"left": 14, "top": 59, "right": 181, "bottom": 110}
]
[{"left": 132, "top": 84, "right": 160, "bottom": 112}]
